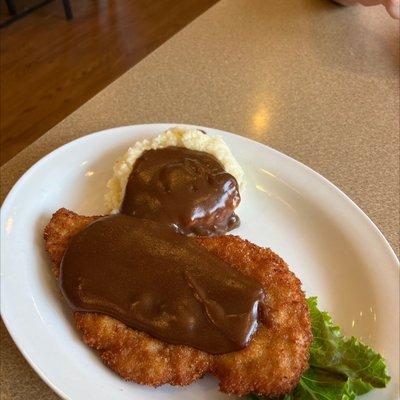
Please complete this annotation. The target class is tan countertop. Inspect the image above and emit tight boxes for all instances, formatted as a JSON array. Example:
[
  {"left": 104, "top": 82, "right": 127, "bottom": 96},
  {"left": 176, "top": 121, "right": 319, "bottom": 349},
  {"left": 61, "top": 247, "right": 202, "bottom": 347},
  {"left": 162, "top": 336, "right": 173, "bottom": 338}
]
[{"left": 1, "top": 0, "right": 398, "bottom": 398}]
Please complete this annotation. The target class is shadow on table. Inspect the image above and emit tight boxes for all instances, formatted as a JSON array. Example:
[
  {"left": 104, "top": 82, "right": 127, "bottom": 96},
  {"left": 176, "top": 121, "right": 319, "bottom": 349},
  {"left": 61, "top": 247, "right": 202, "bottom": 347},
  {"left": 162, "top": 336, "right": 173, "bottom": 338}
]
[{"left": 302, "top": 0, "right": 399, "bottom": 78}]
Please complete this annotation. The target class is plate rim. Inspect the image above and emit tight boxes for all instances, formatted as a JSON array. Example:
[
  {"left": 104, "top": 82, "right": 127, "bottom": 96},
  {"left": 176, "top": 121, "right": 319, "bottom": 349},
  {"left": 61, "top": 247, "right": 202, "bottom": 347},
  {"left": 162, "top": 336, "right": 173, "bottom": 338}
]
[{"left": 1, "top": 123, "right": 398, "bottom": 400}]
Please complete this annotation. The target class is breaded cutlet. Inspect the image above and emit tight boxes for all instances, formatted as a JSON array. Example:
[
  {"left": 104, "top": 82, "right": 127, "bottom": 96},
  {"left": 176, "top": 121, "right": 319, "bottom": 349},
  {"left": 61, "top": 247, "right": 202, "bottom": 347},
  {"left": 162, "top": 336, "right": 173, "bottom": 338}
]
[{"left": 44, "top": 208, "right": 312, "bottom": 397}]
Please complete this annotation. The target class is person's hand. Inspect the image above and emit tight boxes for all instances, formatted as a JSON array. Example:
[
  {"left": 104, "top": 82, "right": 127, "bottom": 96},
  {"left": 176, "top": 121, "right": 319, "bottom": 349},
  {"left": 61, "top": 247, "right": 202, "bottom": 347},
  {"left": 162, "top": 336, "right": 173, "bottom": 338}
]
[{"left": 336, "top": 0, "right": 400, "bottom": 18}]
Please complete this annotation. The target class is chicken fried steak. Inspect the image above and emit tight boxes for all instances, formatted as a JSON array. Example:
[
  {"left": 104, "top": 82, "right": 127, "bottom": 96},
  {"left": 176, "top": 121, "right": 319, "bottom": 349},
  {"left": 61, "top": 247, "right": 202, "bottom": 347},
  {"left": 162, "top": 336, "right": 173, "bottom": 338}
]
[{"left": 44, "top": 208, "right": 311, "bottom": 397}]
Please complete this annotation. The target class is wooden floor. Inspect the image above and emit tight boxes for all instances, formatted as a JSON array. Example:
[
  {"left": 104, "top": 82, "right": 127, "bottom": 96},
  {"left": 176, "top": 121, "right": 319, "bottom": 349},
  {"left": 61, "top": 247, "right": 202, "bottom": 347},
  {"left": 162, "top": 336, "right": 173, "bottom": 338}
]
[{"left": 0, "top": 0, "right": 218, "bottom": 165}]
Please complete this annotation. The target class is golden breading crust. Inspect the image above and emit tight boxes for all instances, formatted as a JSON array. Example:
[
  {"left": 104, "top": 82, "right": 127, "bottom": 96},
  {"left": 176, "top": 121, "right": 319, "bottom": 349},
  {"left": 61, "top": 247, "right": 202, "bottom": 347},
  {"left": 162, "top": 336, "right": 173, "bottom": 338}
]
[{"left": 43, "top": 208, "right": 312, "bottom": 397}]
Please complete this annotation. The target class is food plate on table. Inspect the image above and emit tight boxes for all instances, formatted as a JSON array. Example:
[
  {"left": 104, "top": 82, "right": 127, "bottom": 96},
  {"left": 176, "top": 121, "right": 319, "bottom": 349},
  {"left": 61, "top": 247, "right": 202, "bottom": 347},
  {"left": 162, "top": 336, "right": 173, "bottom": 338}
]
[{"left": 1, "top": 124, "right": 398, "bottom": 400}]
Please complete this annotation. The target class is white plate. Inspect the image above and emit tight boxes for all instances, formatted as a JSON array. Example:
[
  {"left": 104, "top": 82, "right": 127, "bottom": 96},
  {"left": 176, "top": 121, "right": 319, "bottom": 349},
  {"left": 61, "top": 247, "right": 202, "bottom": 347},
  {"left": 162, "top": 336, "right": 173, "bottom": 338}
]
[{"left": 1, "top": 124, "right": 398, "bottom": 400}]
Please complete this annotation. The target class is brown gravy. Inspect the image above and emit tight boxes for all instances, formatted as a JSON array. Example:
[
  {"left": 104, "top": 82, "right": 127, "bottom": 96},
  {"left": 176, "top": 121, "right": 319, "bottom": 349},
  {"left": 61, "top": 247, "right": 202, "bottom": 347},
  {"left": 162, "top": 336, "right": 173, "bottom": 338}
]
[
  {"left": 60, "top": 214, "right": 264, "bottom": 354},
  {"left": 120, "top": 147, "right": 241, "bottom": 236}
]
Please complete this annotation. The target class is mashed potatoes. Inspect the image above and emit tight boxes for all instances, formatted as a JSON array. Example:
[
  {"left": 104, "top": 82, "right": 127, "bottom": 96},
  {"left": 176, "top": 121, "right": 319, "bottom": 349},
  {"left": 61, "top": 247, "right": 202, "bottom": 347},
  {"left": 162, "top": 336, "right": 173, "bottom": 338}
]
[{"left": 105, "top": 127, "right": 245, "bottom": 212}]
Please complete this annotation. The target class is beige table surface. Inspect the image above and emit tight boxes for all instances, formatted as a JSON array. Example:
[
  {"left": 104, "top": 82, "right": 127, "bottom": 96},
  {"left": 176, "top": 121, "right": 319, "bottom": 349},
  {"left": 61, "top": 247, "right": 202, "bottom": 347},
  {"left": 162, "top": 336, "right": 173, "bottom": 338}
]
[{"left": 1, "top": 0, "right": 399, "bottom": 398}]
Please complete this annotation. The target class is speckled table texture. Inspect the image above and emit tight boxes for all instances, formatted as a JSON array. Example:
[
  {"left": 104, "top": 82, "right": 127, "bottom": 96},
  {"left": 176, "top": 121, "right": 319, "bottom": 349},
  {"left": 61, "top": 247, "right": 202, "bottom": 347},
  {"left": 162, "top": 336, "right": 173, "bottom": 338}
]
[{"left": 1, "top": 0, "right": 398, "bottom": 398}]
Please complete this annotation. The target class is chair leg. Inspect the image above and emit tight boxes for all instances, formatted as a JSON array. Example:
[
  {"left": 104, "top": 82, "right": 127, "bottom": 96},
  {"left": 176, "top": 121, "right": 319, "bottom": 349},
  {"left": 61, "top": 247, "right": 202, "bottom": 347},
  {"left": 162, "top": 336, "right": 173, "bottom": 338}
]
[
  {"left": 4, "top": 0, "right": 17, "bottom": 15},
  {"left": 61, "top": 0, "right": 73, "bottom": 20}
]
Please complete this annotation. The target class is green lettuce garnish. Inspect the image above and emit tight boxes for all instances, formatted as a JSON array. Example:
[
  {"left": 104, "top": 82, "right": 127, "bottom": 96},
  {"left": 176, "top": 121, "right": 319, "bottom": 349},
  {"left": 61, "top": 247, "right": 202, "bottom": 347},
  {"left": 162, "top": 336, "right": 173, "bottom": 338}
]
[{"left": 247, "top": 297, "right": 390, "bottom": 400}]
